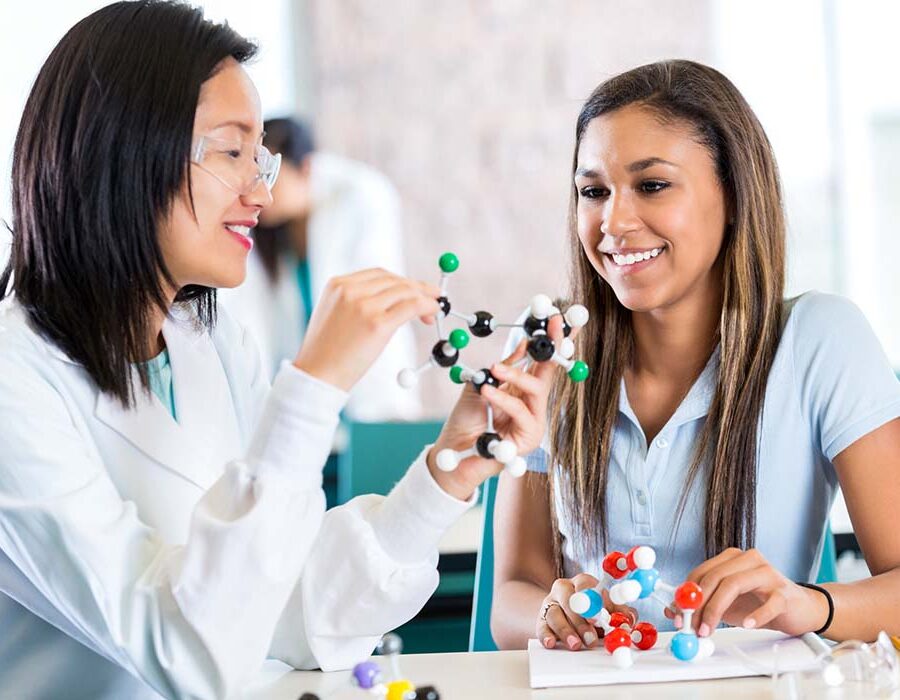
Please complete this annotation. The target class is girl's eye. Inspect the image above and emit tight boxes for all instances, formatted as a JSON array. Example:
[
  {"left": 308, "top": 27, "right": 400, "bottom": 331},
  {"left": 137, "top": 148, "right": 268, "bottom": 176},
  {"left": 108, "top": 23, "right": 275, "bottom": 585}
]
[
  {"left": 579, "top": 186, "right": 608, "bottom": 199},
  {"left": 641, "top": 180, "right": 670, "bottom": 193},
  {"left": 218, "top": 149, "right": 242, "bottom": 159}
]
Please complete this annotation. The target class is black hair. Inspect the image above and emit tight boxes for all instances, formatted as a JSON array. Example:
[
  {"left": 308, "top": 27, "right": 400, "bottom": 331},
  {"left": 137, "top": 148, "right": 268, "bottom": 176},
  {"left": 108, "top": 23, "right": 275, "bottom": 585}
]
[
  {"left": 0, "top": 1, "right": 257, "bottom": 406},
  {"left": 254, "top": 117, "right": 316, "bottom": 281}
]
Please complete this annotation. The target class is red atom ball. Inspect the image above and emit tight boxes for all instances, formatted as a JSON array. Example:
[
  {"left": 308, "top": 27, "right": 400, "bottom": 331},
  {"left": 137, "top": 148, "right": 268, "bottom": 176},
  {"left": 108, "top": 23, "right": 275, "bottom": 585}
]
[
  {"left": 674, "top": 581, "right": 703, "bottom": 610},
  {"left": 602, "top": 551, "right": 628, "bottom": 579},
  {"left": 632, "top": 622, "right": 658, "bottom": 650},
  {"left": 604, "top": 627, "right": 632, "bottom": 653},
  {"left": 609, "top": 612, "right": 631, "bottom": 629},
  {"left": 624, "top": 546, "right": 641, "bottom": 572}
]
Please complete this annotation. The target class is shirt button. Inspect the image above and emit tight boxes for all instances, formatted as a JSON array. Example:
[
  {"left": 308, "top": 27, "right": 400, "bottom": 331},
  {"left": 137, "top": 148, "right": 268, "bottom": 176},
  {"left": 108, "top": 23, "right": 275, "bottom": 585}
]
[
  {"left": 655, "top": 436, "right": 669, "bottom": 449},
  {"left": 636, "top": 490, "right": 648, "bottom": 505}
]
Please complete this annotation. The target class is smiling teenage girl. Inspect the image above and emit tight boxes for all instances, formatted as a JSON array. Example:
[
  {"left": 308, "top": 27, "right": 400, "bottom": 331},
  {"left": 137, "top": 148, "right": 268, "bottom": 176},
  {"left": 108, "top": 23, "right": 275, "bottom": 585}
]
[{"left": 487, "top": 59, "right": 900, "bottom": 652}]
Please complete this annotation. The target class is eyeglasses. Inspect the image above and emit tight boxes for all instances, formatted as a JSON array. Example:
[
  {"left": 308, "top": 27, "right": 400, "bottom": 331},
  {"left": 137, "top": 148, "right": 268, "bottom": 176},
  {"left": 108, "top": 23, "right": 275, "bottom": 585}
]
[{"left": 190, "top": 135, "right": 281, "bottom": 196}]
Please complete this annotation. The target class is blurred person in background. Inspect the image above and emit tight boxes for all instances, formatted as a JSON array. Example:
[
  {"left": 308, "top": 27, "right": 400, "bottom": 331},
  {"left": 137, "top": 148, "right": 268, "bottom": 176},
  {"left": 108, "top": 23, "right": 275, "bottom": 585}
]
[{"left": 220, "top": 117, "right": 420, "bottom": 421}]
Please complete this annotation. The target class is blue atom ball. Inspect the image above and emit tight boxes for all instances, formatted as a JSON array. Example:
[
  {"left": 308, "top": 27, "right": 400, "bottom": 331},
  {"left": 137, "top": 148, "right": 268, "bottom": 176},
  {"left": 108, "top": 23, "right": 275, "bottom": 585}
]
[
  {"left": 628, "top": 567, "right": 660, "bottom": 599},
  {"left": 670, "top": 632, "right": 700, "bottom": 661},
  {"left": 352, "top": 660, "right": 382, "bottom": 689}
]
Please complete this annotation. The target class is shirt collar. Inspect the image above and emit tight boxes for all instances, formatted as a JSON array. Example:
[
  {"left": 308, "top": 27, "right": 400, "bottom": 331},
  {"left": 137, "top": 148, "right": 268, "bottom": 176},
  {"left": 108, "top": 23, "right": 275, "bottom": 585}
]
[{"left": 618, "top": 345, "right": 720, "bottom": 432}]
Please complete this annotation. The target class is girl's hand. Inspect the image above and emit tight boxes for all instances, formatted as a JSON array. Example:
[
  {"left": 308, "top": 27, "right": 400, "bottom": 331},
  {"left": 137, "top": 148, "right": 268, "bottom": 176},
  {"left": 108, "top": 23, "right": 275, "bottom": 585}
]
[
  {"left": 426, "top": 315, "right": 570, "bottom": 500},
  {"left": 536, "top": 574, "right": 638, "bottom": 651},
  {"left": 666, "top": 548, "right": 831, "bottom": 638},
  {"left": 293, "top": 268, "right": 440, "bottom": 391}
]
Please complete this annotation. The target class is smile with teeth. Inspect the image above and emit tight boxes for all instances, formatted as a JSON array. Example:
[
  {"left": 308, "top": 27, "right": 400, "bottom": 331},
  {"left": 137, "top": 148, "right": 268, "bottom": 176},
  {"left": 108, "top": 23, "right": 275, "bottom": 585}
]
[
  {"left": 224, "top": 224, "right": 251, "bottom": 238},
  {"left": 609, "top": 247, "right": 664, "bottom": 266}
]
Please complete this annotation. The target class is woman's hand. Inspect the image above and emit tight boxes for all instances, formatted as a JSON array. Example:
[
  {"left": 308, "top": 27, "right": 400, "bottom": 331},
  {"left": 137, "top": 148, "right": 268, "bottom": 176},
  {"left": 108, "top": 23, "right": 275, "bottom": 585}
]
[
  {"left": 426, "top": 315, "right": 570, "bottom": 500},
  {"left": 293, "top": 268, "right": 440, "bottom": 391},
  {"left": 668, "top": 548, "right": 831, "bottom": 638},
  {"left": 536, "top": 574, "right": 638, "bottom": 651}
]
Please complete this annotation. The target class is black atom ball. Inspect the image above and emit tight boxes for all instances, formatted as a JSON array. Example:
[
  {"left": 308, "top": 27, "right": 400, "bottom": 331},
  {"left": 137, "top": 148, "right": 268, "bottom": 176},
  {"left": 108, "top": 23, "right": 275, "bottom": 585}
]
[
  {"left": 523, "top": 315, "right": 548, "bottom": 337},
  {"left": 469, "top": 311, "right": 494, "bottom": 338},
  {"left": 473, "top": 368, "right": 499, "bottom": 393},
  {"left": 476, "top": 431, "right": 501, "bottom": 459},
  {"left": 298, "top": 694, "right": 320, "bottom": 700},
  {"left": 437, "top": 296, "right": 451, "bottom": 316},
  {"left": 431, "top": 340, "right": 459, "bottom": 368},
  {"left": 414, "top": 686, "right": 441, "bottom": 700},
  {"left": 527, "top": 336, "right": 555, "bottom": 362}
]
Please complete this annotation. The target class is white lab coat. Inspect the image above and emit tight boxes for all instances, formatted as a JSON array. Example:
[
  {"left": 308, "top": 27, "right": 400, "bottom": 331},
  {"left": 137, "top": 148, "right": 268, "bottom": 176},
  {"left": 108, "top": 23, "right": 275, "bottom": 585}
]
[
  {"left": 219, "top": 153, "right": 421, "bottom": 422},
  {"left": 0, "top": 300, "right": 473, "bottom": 700}
]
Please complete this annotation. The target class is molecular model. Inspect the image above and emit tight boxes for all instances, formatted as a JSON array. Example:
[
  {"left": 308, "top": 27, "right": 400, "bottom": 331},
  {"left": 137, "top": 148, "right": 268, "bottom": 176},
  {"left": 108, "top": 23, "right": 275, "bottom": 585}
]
[
  {"left": 568, "top": 546, "right": 715, "bottom": 668},
  {"left": 397, "top": 253, "right": 590, "bottom": 478},
  {"left": 299, "top": 633, "right": 439, "bottom": 700}
]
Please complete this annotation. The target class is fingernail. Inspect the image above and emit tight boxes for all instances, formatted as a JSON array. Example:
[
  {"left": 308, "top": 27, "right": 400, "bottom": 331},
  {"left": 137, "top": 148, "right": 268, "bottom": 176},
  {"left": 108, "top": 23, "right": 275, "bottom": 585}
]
[
  {"left": 674, "top": 615, "right": 682, "bottom": 627},
  {"left": 567, "top": 635, "right": 581, "bottom": 650},
  {"left": 583, "top": 631, "right": 596, "bottom": 645},
  {"left": 744, "top": 618, "right": 757, "bottom": 629},
  {"left": 699, "top": 623, "right": 710, "bottom": 637},
  {"left": 543, "top": 636, "right": 555, "bottom": 648}
]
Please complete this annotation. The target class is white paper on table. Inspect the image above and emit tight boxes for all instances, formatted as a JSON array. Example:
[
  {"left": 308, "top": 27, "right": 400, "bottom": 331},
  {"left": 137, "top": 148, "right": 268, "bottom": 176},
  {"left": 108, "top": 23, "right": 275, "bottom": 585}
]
[{"left": 528, "top": 628, "right": 820, "bottom": 688}]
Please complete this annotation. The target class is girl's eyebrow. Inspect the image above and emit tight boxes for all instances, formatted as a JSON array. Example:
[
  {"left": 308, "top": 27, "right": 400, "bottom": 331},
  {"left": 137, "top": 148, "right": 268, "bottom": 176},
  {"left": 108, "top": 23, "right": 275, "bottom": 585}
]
[
  {"left": 575, "top": 157, "right": 679, "bottom": 178},
  {"left": 627, "top": 157, "right": 679, "bottom": 172}
]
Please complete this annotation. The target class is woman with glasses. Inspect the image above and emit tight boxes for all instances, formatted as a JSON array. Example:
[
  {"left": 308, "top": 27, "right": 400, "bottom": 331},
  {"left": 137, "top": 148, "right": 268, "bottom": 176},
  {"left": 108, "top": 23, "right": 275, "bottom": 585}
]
[{"left": 0, "top": 3, "right": 552, "bottom": 698}]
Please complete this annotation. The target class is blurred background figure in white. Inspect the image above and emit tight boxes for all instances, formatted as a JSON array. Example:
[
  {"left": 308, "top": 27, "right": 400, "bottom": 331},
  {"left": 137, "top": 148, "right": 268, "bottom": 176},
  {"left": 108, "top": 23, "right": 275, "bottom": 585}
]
[{"left": 220, "top": 117, "right": 421, "bottom": 421}]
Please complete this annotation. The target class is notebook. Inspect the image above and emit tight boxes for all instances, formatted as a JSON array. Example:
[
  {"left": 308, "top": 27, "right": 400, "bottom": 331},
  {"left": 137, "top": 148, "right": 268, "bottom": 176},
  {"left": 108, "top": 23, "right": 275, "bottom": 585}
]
[{"left": 528, "top": 628, "right": 822, "bottom": 688}]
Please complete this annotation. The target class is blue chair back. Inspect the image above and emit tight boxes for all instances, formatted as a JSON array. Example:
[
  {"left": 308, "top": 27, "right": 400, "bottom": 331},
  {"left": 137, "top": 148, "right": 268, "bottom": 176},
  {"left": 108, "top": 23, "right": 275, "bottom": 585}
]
[
  {"left": 336, "top": 420, "right": 444, "bottom": 503},
  {"left": 816, "top": 522, "right": 839, "bottom": 583},
  {"left": 469, "top": 475, "right": 499, "bottom": 651}
]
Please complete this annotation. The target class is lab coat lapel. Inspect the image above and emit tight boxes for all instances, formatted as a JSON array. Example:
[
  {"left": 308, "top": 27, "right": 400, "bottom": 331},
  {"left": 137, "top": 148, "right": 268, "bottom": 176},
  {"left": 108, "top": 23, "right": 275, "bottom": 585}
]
[
  {"left": 93, "top": 366, "right": 209, "bottom": 489},
  {"left": 163, "top": 311, "right": 242, "bottom": 483},
  {"left": 94, "top": 311, "right": 240, "bottom": 491}
]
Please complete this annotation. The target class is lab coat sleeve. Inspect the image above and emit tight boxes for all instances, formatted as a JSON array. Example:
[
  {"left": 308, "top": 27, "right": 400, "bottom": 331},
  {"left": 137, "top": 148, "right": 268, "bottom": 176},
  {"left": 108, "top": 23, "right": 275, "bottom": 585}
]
[
  {"left": 0, "top": 338, "right": 347, "bottom": 700},
  {"left": 267, "top": 446, "right": 477, "bottom": 670}
]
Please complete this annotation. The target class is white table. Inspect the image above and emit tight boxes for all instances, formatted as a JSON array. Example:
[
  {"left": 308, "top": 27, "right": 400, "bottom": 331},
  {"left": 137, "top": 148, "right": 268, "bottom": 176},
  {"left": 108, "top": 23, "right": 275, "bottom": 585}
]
[{"left": 242, "top": 633, "right": 891, "bottom": 699}]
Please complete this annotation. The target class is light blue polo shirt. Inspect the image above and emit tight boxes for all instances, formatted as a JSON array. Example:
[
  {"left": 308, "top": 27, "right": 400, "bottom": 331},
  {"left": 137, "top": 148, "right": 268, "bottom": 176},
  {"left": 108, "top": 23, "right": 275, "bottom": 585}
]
[{"left": 524, "top": 292, "right": 900, "bottom": 630}]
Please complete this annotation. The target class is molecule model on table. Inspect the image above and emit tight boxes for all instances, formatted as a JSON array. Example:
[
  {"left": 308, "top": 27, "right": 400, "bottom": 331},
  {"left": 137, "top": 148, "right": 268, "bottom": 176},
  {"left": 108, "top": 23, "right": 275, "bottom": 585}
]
[
  {"left": 397, "top": 253, "right": 590, "bottom": 479},
  {"left": 298, "top": 633, "right": 440, "bottom": 700},
  {"left": 569, "top": 545, "right": 715, "bottom": 665}
]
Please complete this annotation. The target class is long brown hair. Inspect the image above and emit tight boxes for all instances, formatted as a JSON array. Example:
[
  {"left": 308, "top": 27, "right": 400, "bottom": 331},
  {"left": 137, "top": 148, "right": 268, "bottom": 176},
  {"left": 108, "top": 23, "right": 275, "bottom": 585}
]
[{"left": 547, "top": 60, "right": 786, "bottom": 567}]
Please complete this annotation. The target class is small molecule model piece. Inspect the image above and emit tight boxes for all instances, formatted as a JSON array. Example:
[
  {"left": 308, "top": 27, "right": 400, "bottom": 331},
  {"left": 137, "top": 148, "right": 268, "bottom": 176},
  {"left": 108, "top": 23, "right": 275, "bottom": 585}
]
[
  {"left": 569, "top": 545, "right": 715, "bottom": 666},
  {"left": 398, "top": 253, "right": 591, "bottom": 479},
  {"left": 298, "top": 633, "right": 440, "bottom": 700}
]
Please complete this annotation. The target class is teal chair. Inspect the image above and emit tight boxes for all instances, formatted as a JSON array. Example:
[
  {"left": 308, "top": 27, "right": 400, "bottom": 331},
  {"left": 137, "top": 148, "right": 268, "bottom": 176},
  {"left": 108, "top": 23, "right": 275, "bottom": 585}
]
[
  {"left": 816, "top": 523, "right": 839, "bottom": 583},
  {"left": 469, "top": 475, "right": 499, "bottom": 651},
  {"left": 336, "top": 420, "right": 444, "bottom": 503}
]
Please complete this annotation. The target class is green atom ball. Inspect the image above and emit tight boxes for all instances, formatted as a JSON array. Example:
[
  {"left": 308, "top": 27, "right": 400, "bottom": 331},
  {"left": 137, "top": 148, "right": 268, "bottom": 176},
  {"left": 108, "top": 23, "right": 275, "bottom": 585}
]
[
  {"left": 448, "top": 328, "right": 470, "bottom": 350},
  {"left": 439, "top": 252, "right": 459, "bottom": 273},
  {"left": 568, "top": 360, "right": 590, "bottom": 383},
  {"left": 449, "top": 366, "right": 465, "bottom": 384}
]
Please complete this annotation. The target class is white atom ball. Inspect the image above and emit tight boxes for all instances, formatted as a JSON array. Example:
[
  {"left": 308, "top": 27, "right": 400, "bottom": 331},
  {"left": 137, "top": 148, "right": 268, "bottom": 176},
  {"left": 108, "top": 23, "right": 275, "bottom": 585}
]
[
  {"left": 491, "top": 439, "right": 517, "bottom": 464},
  {"left": 530, "top": 294, "right": 553, "bottom": 319},
  {"left": 436, "top": 449, "right": 460, "bottom": 472},
  {"left": 633, "top": 545, "right": 656, "bottom": 570},
  {"left": 505, "top": 457, "right": 527, "bottom": 478},
  {"left": 697, "top": 637, "right": 715, "bottom": 660},
  {"left": 397, "top": 368, "right": 418, "bottom": 388},
  {"left": 569, "top": 591, "right": 590, "bottom": 616},
  {"left": 565, "top": 304, "right": 590, "bottom": 328},
  {"left": 609, "top": 580, "right": 642, "bottom": 606},
  {"left": 559, "top": 337, "right": 575, "bottom": 359},
  {"left": 612, "top": 646, "right": 633, "bottom": 669}
]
